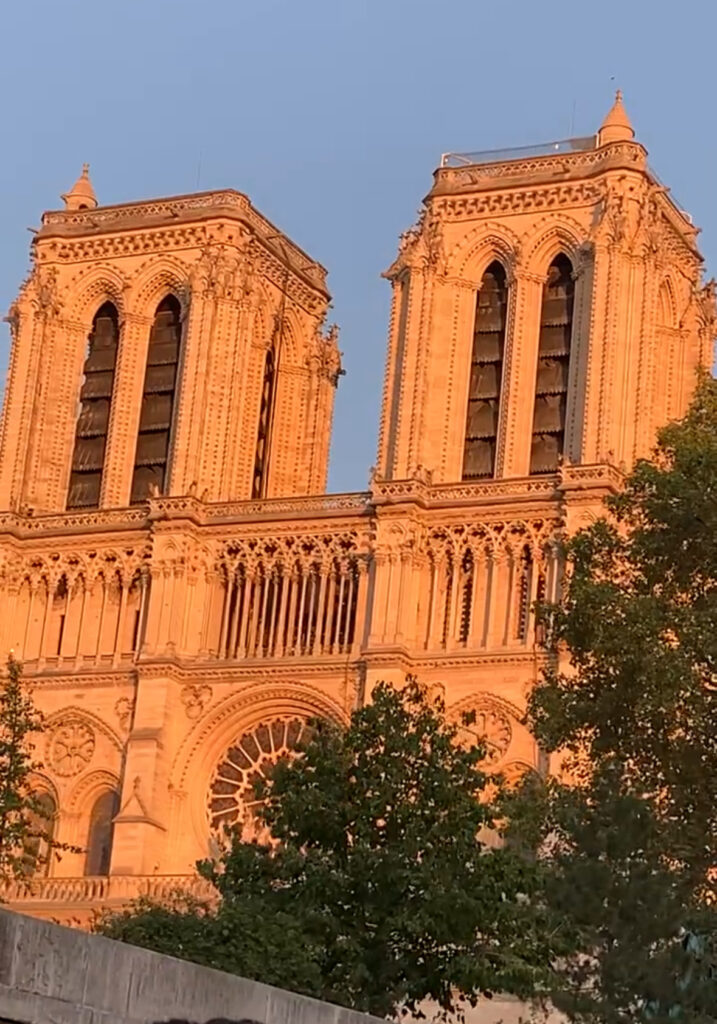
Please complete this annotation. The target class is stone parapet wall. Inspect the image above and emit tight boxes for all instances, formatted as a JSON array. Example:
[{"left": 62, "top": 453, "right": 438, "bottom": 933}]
[{"left": 0, "top": 909, "right": 386, "bottom": 1024}]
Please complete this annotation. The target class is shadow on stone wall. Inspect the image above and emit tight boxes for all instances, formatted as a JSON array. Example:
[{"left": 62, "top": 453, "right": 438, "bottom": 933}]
[{"left": 155, "top": 1019, "right": 262, "bottom": 1024}]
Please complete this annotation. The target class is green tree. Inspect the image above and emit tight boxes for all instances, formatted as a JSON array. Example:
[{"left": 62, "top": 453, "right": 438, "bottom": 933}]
[
  {"left": 0, "top": 654, "right": 59, "bottom": 881},
  {"left": 519, "top": 375, "right": 717, "bottom": 1022},
  {"left": 100, "top": 678, "right": 563, "bottom": 1018}
]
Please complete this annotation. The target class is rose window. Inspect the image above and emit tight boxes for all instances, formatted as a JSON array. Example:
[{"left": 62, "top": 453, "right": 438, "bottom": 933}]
[
  {"left": 454, "top": 705, "right": 512, "bottom": 766},
  {"left": 208, "top": 716, "right": 310, "bottom": 839}
]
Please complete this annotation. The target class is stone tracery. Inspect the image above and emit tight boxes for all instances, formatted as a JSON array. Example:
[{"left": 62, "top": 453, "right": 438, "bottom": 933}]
[
  {"left": 214, "top": 531, "right": 367, "bottom": 660},
  {"left": 450, "top": 696, "right": 517, "bottom": 767},
  {"left": 208, "top": 715, "right": 311, "bottom": 838},
  {"left": 47, "top": 719, "right": 95, "bottom": 776}
]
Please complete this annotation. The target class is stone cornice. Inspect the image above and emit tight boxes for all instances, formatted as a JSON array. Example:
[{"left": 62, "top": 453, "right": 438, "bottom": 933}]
[
  {"left": 21, "top": 668, "right": 137, "bottom": 689},
  {"left": 362, "top": 647, "right": 544, "bottom": 671},
  {"left": 37, "top": 189, "right": 329, "bottom": 296},
  {"left": 428, "top": 140, "right": 647, "bottom": 198},
  {"left": 0, "top": 506, "right": 150, "bottom": 539},
  {"left": 432, "top": 180, "right": 604, "bottom": 222},
  {"left": 0, "top": 466, "right": 621, "bottom": 544},
  {"left": 371, "top": 475, "right": 559, "bottom": 506},
  {"left": 135, "top": 656, "right": 364, "bottom": 683}
]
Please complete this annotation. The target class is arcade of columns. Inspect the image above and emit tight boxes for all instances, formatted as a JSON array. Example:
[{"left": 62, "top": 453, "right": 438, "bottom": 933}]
[{"left": 0, "top": 93, "right": 713, "bottom": 922}]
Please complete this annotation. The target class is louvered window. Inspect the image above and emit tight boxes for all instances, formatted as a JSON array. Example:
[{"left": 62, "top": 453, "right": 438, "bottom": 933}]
[
  {"left": 462, "top": 262, "right": 508, "bottom": 479},
  {"left": 529, "top": 255, "right": 574, "bottom": 474},
  {"left": 67, "top": 303, "right": 120, "bottom": 509},
  {"left": 252, "top": 346, "right": 276, "bottom": 498},
  {"left": 131, "top": 296, "right": 182, "bottom": 504}
]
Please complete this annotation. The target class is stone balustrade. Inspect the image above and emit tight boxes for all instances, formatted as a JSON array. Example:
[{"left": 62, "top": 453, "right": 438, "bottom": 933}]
[{"left": 0, "top": 873, "right": 213, "bottom": 919}]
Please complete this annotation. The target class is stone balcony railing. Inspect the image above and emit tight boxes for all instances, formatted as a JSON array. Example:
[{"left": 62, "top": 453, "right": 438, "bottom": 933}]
[
  {"left": 0, "top": 874, "right": 213, "bottom": 921},
  {"left": 0, "top": 464, "right": 624, "bottom": 539}
]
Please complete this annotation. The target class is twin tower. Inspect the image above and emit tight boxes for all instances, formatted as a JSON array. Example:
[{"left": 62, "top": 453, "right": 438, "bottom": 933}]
[{"left": 0, "top": 94, "right": 713, "bottom": 921}]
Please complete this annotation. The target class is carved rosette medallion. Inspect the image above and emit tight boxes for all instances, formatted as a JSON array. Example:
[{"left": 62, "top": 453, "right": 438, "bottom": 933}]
[
  {"left": 208, "top": 716, "right": 310, "bottom": 840},
  {"left": 47, "top": 720, "right": 95, "bottom": 776},
  {"left": 455, "top": 703, "right": 512, "bottom": 766}
]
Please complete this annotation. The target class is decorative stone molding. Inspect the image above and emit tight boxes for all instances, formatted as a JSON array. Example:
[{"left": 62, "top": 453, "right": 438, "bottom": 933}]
[
  {"left": 174, "top": 680, "right": 348, "bottom": 790},
  {"left": 449, "top": 694, "right": 523, "bottom": 766},
  {"left": 434, "top": 182, "right": 603, "bottom": 222},
  {"left": 180, "top": 683, "right": 212, "bottom": 719},
  {"left": 430, "top": 140, "right": 646, "bottom": 195},
  {"left": 114, "top": 697, "right": 134, "bottom": 731},
  {"left": 47, "top": 720, "right": 95, "bottom": 777}
]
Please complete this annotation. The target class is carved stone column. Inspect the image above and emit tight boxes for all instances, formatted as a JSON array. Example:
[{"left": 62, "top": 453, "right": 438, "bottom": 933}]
[
  {"left": 45, "top": 318, "right": 88, "bottom": 511},
  {"left": 498, "top": 269, "right": 545, "bottom": 477},
  {"left": 110, "top": 667, "right": 171, "bottom": 875},
  {"left": 367, "top": 551, "right": 388, "bottom": 646},
  {"left": 140, "top": 567, "right": 164, "bottom": 657},
  {"left": 351, "top": 558, "right": 370, "bottom": 654},
  {"left": 102, "top": 312, "right": 153, "bottom": 508},
  {"left": 169, "top": 284, "right": 209, "bottom": 495},
  {"left": 0, "top": 580, "right": 18, "bottom": 658}
]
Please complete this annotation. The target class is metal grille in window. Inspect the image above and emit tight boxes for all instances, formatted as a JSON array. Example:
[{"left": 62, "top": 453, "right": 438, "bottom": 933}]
[
  {"left": 514, "top": 547, "right": 533, "bottom": 641},
  {"left": 462, "top": 262, "right": 508, "bottom": 480},
  {"left": 458, "top": 549, "right": 474, "bottom": 645},
  {"left": 529, "top": 255, "right": 574, "bottom": 474},
  {"left": 130, "top": 295, "right": 182, "bottom": 504},
  {"left": 252, "top": 346, "right": 277, "bottom": 498},
  {"left": 67, "top": 304, "right": 119, "bottom": 509},
  {"left": 208, "top": 717, "right": 311, "bottom": 839}
]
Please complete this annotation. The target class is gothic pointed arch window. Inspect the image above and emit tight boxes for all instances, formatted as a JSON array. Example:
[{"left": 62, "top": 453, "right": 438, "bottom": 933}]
[
  {"left": 131, "top": 295, "right": 183, "bottom": 503},
  {"left": 462, "top": 262, "right": 509, "bottom": 479},
  {"left": 24, "top": 791, "right": 57, "bottom": 877},
  {"left": 252, "top": 344, "right": 277, "bottom": 498},
  {"left": 67, "top": 303, "right": 120, "bottom": 509},
  {"left": 529, "top": 254, "right": 575, "bottom": 474},
  {"left": 84, "top": 789, "right": 119, "bottom": 876}
]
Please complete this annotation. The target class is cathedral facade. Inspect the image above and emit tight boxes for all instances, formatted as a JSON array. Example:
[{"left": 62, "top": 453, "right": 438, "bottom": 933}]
[{"left": 0, "top": 94, "right": 713, "bottom": 922}]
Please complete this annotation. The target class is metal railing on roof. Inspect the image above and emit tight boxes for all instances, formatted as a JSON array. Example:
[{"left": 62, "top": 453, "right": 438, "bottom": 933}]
[
  {"left": 647, "top": 164, "right": 693, "bottom": 223},
  {"left": 440, "top": 136, "right": 597, "bottom": 168}
]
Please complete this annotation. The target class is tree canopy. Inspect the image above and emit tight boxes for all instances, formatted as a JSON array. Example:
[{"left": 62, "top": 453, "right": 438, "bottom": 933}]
[
  {"left": 100, "top": 678, "right": 562, "bottom": 1018},
  {"left": 519, "top": 375, "right": 717, "bottom": 1022},
  {"left": 102, "top": 377, "right": 717, "bottom": 1021},
  {"left": 0, "top": 655, "right": 60, "bottom": 881}
]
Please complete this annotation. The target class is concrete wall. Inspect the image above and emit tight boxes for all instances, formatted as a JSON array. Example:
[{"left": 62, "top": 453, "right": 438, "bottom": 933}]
[{"left": 0, "top": 909, "right": 387, "bottom": 1024}]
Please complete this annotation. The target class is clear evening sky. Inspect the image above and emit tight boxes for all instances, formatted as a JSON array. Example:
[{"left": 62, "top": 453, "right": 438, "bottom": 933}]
[{"left": 1, "top": 0, "right": 714, "bottom": 493}]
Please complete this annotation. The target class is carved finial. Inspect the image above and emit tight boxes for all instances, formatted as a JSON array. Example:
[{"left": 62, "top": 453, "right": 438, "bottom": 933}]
[
  {"left": 598, "top": 89, "right": 635, "bottom": 146},
  {"left": 61, "top": 163, "right": 98, "bottom": 211}
]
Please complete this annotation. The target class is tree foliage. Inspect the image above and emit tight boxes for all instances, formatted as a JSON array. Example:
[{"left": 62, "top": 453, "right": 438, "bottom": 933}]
[
  {"left": 519, "top": 375, "right": 717, "bottom": 1022},
  {"left": 0, "top": 655, "right": 60, "bottom": 881},
  {"left": 100, "top": 678, "right": 562, "bottom": 1018}
]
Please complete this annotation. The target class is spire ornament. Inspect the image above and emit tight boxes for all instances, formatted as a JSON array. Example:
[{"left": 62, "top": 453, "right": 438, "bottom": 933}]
[
  {"left": 598, "top": 89, "right": 635, "bottom": 146},
  {"left": 61, "top": 163, "right": 98, "bottom": 211}
]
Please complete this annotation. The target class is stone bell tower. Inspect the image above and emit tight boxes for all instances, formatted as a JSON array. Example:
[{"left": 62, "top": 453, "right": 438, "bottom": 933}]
[
  {"left": 0, "top": 168, "right": 341, "bottom": 514},
  {"left": 377, "top": 91, "right": 715, "bottom": 485},
  {"left": 0, "top": 97, "right": 714, "bottom": 928}
]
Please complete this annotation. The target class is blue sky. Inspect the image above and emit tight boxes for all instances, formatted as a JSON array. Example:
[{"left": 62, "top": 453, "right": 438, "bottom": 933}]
[{"left": 1, "top": 0, "right": 715, "bottom": 493}]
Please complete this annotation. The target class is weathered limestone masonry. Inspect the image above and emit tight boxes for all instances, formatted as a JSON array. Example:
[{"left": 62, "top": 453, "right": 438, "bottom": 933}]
[
  {"left": 0, "top": 907, "right": 388, "bottom": 1024},
  {"left": 0, "top": 908, "right": 545, "bottom": 1024},
  {"left": 0, "top": 94, "right": 713, "bottom": 922}
]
